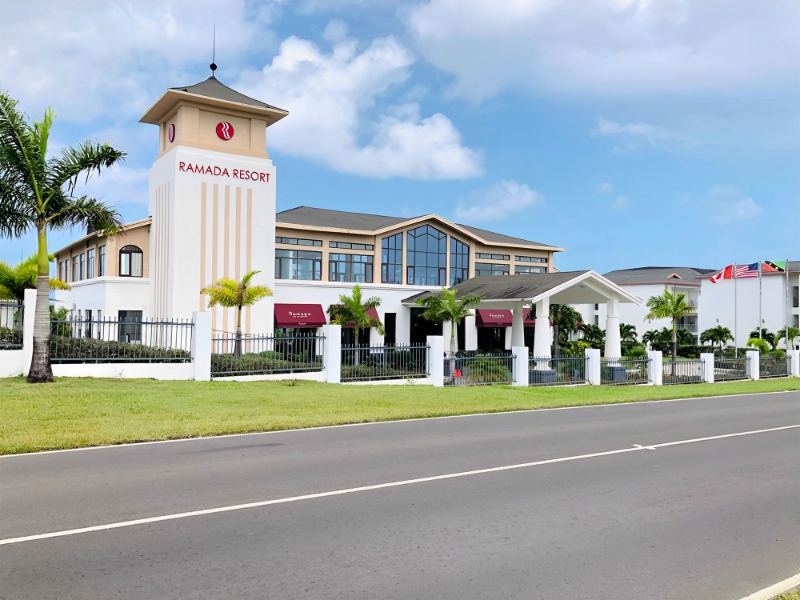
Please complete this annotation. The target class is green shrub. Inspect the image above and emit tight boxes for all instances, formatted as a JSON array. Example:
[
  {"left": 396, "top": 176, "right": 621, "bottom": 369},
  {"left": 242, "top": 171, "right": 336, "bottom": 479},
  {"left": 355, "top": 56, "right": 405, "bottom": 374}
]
[
  {"left": 50, "top": 336, "right": 190, "bottom": 363},
  {"left": 463, "top": 358, "right": 512, "bottom": 384}
]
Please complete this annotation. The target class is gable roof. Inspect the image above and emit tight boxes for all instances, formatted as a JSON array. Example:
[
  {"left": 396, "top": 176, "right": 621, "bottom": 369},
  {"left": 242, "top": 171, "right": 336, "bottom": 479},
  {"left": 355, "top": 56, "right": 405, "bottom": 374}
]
[
  {"left": 603, "top": 266, "right": 716, "bottom": 286},
  {"left": 169, "top": 76, "right": 287, "bottom": 113}
]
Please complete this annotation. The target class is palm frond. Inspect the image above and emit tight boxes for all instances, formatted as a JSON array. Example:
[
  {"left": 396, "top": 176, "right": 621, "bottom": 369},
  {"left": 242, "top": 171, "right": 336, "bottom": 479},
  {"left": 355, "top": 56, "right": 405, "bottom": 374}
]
[
  {"left": 45, "top": 141, "right": 126, "bottom": 199},
  {"left": 46, "top": 195, "right": 122, "bottom": 234}
]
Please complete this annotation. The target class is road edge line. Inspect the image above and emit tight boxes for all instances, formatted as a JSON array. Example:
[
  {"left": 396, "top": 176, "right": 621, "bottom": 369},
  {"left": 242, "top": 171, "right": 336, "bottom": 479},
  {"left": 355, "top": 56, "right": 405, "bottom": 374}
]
[{"left": 737, "top": 573, "right": 800, "bottom": 600}]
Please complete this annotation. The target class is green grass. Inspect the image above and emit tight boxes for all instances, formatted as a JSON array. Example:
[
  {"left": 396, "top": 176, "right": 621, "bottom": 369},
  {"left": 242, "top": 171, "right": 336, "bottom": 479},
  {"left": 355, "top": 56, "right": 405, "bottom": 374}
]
[
  {"left": 774, "top": 591, "right": 800, "bottom": 600},
  {"left": 1, "top": 376, "right": 798, "bottom": 454}
]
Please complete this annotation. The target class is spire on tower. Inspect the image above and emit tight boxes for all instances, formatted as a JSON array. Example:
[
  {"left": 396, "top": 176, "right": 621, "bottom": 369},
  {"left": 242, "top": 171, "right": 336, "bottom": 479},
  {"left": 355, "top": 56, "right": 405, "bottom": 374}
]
[{"left": 209, "top": 24, "right": 217, "bottom": 76}]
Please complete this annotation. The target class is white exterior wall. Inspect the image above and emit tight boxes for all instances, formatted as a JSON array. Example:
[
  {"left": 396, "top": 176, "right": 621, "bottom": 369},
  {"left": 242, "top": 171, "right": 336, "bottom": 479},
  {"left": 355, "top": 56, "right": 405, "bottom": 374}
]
[{"left": 53, "top": 277, "right": 151, "bottom": 319}]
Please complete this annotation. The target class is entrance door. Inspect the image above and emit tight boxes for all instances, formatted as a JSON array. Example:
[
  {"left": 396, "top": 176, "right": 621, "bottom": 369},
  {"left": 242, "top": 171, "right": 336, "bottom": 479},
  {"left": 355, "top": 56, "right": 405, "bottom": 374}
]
[{"left": 410, "top": 308, "right": 442, "bottom": 346}]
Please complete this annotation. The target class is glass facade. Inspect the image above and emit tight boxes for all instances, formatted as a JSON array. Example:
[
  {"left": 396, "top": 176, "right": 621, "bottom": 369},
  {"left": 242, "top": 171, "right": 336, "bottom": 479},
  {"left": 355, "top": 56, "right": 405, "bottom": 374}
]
[
  {"left": 450, "top": 238, "right": 469, "bottom": 285},
  {"left": 329, "top": 253, "right": 373, "bottom": 283},
  {"left": 275, "top": 249, "right": 322, "bottom": 280},
  {"left": 475, "top": 262, "right": 509, "bottom": 277},
  {"left": 381, "top": 233, "right": 403, "bottom": 284},
  {"left": 407, "top": 225, "right": 446, "bottom": 286}
]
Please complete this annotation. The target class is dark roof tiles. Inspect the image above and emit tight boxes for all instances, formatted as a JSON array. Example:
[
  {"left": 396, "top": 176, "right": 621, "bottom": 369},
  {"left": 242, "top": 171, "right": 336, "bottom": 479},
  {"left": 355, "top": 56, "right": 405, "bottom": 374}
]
[{"left": 170, "top": 76, "right": 287, "bottom": 113}]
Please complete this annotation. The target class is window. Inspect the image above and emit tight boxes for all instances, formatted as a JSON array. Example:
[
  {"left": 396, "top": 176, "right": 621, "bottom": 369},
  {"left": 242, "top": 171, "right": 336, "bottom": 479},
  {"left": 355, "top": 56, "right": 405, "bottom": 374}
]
[
  {"left": 794, "top": 315, "right": 799, "bottom": 329},
  {"left": 86, "top": 249, "right": 95, "bottom": 279},
  {"left": 475, "top": 262, "right": 509, "bottom": 277},
  {"left": 407, "top": 225, "right": 447, "bottom": 286},
  {"left": 384, "top": 313, "right": 396, "bottom": 346},
  {"left": 594, "top": 303, "right": 599, "bottom": 310},
  {"left": 98, "top": 245, "right": 106, "bottom": 276},
  {"left": 594, "top": 315, "right": 599, "bottom": 326},
  {"left": 64, "top": 259, "right": 70, "bottom": 282},
  {"left": 119, "top": 245, "right": 143, "bottom": 277},
  {"left": 118, "top": 310, "right": 142, "bottom": 343},
  {"left": 79, "top": 253, "right": 85, "bottom": 280},
  {"left": 59, "top": 261, "right": 66, "bottom": 283},
  {"left": 329, "top": 253, "right": 373, "bottom": 283},
  {"left": 794, "top": 285, "right": 799, "bottom": 308},
  {"left": 515, "top": 255, "right": 547, "bottom": 263},
  {"left": 476, "top": 252, "right": 510, "bottom": 260},
  {"left": 381, "top": 233, "right": 403, "bottom": 284},
  {"left": 330, "top": 241, "right": 374, "bottom": 251},
  {"left": 514, "top": 265, "right": 545, "bottom": 274},
  {"left": 450, "top": 238, "right": 469, "bottom": 285},
  {"left": 275, "top": 236, "right": 322, "bottom": 247},
  {"left": 72, "top": 257, "right": 79, "bottom": 282},
  {"left": 275, "top": 249, "right": 322, "bottom": 280}
]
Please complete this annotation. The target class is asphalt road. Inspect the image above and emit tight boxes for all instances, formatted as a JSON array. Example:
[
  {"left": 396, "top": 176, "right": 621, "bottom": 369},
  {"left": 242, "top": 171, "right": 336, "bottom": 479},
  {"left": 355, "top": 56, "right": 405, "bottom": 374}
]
[{"left": 1, "top": 391, "right": 798, "bottom": 599}]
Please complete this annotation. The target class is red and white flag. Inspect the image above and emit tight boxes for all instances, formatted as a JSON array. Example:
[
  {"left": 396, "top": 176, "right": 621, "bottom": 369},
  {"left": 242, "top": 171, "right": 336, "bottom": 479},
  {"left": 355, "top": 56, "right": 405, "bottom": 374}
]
[{"left": 710, "top": 264, "right": 734, "bottom": 283}]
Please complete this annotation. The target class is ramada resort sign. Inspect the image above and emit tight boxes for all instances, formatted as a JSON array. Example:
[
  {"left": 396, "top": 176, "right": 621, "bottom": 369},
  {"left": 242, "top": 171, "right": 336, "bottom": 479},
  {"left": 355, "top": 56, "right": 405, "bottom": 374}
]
[{"left": 178, "top": 161, "right": 270, "bottom": 182}]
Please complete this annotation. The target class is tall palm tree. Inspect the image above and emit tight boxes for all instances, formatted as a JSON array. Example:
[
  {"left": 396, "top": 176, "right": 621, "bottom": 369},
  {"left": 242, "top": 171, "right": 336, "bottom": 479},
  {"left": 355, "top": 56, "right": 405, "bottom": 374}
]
[
  {"left": 700, "top": 326, "right": 733, "bottom": 353},
  {"left": 200, "top": 270, "right": 272, "bottom": 357},
  {"left": 748, "top": 328, "right": 776, "bottom": 350},
  {"left": 0, "top": 254, "right": 70, "bottom": 305},
  {"left": 416, "top": 287, "right": 482, "bottom": 357},
  {"left": 620, "top": 323, "right": 638, "bottom": 353},
  {"left": 328, "top": 285, "right": 384, "bottom": 366},
  {"left": 0, "top": 92, "right": 124, "bottom": 382},
  {"left": 641, "top": 329, "right": 659, "bottom": 348},
  {"left": 644, "top": 289, "right": 693, "bottom": 364},
  {"left": 580, "top": 324, "right": 605, "bottom": 350},
  {"left": 526, "top": 303, "right": 583, "bottom": 356}
]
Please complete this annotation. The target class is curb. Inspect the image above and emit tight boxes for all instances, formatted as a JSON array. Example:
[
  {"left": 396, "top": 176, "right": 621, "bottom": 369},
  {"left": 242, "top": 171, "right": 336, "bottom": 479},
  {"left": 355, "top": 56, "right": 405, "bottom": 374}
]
[{"left": 738, "top": 574, "right": 800, "bottom": 600}]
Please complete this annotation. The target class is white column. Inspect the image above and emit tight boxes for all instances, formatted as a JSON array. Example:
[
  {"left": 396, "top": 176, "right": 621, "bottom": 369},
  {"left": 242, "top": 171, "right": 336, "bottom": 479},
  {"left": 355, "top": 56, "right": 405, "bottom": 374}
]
[
  {"left": 323, "top": 324, "right": 342, "bottom": 383},
  {"left": 22, "top": 288, "right": 36, "bottom": 377},
  {"left": 464, "top": 315, "right": 478, "bottom": 351},
  {"left": 647, "top": 350, "right": 663, "bottom": 385},
  {"left": 427, "top": 335, "right": 444, "bottom": 387},
  {"left": 788, "top": 350, "right": 800, "bottom": 377},
  {"left": 512, "top": 345, "right": 529, "bottom": 386},
  {"left": 746, "top": 350, "right": 759, "bottom": 380},
  {"left": 532, "top": 297, "right": 550, "bottom": 358},
  {"left": 700, "top": 353, "right": 715, "bottom": 383},
  {"left": 585, "top": 348, "right": 601, "bottom": 385},
  {"left": 604, "top": 293, "right": 622, "bottom": 359},
  {"left": 511, "top": 302, "right": 525, "bottom": 349},
  {"left": 191, "top": 311, "right": 212, "bottom": 381}
]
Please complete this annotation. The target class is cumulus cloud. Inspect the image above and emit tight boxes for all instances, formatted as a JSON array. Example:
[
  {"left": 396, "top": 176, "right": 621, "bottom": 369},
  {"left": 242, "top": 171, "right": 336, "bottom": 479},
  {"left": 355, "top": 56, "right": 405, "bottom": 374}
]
[
  {"left": 239, "top": 28, "right": 482, "bottom": 179},
  {"left": 708, "top": 185, "right": 763, "bottom": 224},
  {"left": 611, "top": 195, "right": 629, "bottom": 210},
  {"left": 596, "top": 182, "right": 614, "bottom": 194},
  {"left": 455, "top": 180, "right": 543, "bottom": 222},
  {"left": 78, "top": 164, "right": 150, "bottom": 207}
]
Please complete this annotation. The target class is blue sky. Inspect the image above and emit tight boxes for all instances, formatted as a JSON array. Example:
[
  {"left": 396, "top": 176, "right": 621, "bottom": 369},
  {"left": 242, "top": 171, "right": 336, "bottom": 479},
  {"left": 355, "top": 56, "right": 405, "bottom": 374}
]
[{"left": 2, "top": 0, "right": 798, "bottom": 273}]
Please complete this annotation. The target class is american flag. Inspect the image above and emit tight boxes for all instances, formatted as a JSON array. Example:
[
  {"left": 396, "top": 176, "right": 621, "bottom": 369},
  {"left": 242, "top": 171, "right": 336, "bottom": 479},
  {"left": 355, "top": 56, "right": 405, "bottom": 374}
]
[{"left": 735, "top": 262, "right": 759, "bottom": 278}]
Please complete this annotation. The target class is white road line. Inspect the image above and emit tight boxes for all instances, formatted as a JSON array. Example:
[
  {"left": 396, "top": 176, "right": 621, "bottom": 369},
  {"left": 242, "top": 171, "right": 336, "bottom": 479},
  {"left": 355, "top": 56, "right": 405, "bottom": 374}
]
[
  {"left": 2, "top": 423, "right": 797, "bottom": 547},
  {"left": 737, "top": 573, "right": 800, "bottom": 600},
  {"left": 2, "top": 389, "right": 797, "bottom": 458}
]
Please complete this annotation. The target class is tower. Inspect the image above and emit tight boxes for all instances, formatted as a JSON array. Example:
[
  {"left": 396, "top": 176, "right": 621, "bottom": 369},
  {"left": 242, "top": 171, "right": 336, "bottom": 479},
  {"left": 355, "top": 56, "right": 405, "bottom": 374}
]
[{"left": 139, "top": 75, "right": 288, "bottom": 335}]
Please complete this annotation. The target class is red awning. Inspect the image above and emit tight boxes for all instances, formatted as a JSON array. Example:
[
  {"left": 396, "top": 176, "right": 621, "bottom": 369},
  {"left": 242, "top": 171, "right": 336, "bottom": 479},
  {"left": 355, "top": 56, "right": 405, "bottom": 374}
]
[
  {"left": 274, "top": 304, "right": 327, "bottom": 328},
  {"left": 475, "top": 309, "right": 512, "bottom": 327}
]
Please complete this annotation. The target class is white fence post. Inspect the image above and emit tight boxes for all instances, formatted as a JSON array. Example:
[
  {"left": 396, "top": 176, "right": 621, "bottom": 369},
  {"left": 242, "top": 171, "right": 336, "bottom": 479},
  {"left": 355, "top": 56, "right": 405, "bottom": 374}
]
[
  {"left": 191, "top": 311, "right": 212, "bottom": 382},
  {"left": 700, "top": 353, "right": 715, "bottom": 383},
  {"left": 789, "top": 350, "right": 800, "bottom": 377},
  {"left": 323, "top": 324, "right": 341, "bottom": 384},
  {"left": 427, "top": 335, "right": 444, "bottom": 387},
  {"left": 22, "top": 288, "right": 36, "bottom": 377},
  {"left": 585, "top": 348, "right": 601, "bottom": 385},
  {"left": 512, "top": 345, "right": 529, "bottom": 386},
  {"left": 746, "top": 350, "right": 759, "bottom": 380},
  {"left": 647, "top": 350, "right": 663, "bottom": 385}
]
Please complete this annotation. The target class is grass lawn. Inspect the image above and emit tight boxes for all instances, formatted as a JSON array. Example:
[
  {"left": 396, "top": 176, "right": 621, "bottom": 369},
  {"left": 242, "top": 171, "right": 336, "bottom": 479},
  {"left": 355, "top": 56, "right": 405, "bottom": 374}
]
[
  {"left": 1, "top": 376, "right": 798, "bottom": 454},
  {"left": 774, "top": 591, "right": 800, "bottom": 600}
]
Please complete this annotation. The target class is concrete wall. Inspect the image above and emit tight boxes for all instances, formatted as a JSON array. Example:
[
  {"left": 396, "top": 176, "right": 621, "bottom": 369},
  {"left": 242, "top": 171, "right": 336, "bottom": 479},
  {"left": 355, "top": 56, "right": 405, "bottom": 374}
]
[{"left": 54, "top": 277, "right": 151, "bottom": 319}]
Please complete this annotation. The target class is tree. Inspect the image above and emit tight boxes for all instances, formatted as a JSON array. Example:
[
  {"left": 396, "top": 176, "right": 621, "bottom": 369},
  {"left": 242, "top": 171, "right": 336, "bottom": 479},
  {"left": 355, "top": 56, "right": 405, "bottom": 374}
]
[
  {"left": 0, "top": 254, "right": 70, "bottom": 305},
  {"left": 644, "top": 290, "right": 693, "bottom": 364},
  {"left": 0, "top": 92, "right": 124, "bottom": 382},
  {"left": 527, "top": 303, "right": 583, "bottom": 356},
  {"left": 620, "top": 323, "right": 638, "bottom": 354},
  {"left": 700, "top": 326, "right": 734, "bottom": 352},
  {"left": 775, "top": 327, "right": 800, "bottom": 350},
  {"left": 746, "top": 337, "right": 770, "bottom": 355},
  {"left": 642, "top": 329, "right": 660, "bottom": 348},
  {"left": 200, "top": 270, "right": 272, "bottom": 357},
  {"left": 416, "top": 287, "right": 481, "bottom": 357},
  {"left": 328, "top": 285, "right": 384, "bottom": 365},
  {"left": 580, "top": 324, "right": 605, "bottom": 350},
  {"left": 748, "top": 328, "right": 776, "bottom": 350}
]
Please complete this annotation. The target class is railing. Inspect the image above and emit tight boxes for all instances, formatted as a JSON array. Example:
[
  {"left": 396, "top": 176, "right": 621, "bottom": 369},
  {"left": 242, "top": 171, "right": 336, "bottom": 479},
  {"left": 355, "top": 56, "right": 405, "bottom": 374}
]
[
  {"left": 759, "top": 356, "right": 790, "bottom": 379},
  {"left": 445, "top": 352, "right": 514, "bottom": 386},
  {"left": 341, "top": 344, "right": 428, "bottom": 382},
  {"left": 601, "top": 358, "right": 649, "bottom": 385},
  {"left": 714, "top": 357, "right": 747, "bottom": 381},
  {"left": 50, "top": 317, "right": 193, "bottom": 363},
  {"left": 529, "top": 355, "right": 587, "bottom": 386},
  {"left": 211, "top": 334, "right": 324, "bottom": 377},
  {"left": 662, "top": 360, "right": 703, "bottom": 385},
  {"left": 0, "top": 302, "right": 23, "bottom": 350}
]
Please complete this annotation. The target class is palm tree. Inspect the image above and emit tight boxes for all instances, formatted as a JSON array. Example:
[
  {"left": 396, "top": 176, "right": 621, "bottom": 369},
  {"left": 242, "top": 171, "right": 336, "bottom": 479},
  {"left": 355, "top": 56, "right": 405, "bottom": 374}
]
[
  {"left": 0, "top": 92, "right": 124, "bottom": 382},
  {"left": 644, "top": 289, "right": 693, "bottom": 364},
  {"left": 746, "top": 337, "right": 770, "bottom": 355},
  {"left": 700, "top": 326, "right": 733, "bottom": 353},
  {"left": 527, "top": 303, "right": 583, "bottom": 356},
  {"left": 748, "top": 328, "right": 776, "bottom": 350},
  {"left": 642, "top": 329, "right": 659, "bottom": 349},
  {"left": 416, "top": 287, "right": 481, "bottom": 357},
  {"left": 0, "top": 254, "right": 70, "bottom": 305},
  {"left": 775, "top": 327, "right": 800, "bottom": 350},
  {"left": 200, "top": 270, "right": 272, "bottom": 357},
  {"left": 328, "top": 285, "right": 384, "bottom": 365},
  {"left": 579, "top": 324, "right": 605, "bottom": 350},
  {"left": 620, "top": 323, "right": 638, "bottom": 353}
]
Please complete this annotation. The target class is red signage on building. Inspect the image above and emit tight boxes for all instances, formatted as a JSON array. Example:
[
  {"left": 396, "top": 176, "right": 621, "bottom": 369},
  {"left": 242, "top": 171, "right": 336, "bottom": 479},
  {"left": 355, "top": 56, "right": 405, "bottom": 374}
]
[
  {"left": 178, "top": 162, "right": 270, "bottom": 182},
  {"left": 216, "top": 122, "right": 234, "bottom": 140}
]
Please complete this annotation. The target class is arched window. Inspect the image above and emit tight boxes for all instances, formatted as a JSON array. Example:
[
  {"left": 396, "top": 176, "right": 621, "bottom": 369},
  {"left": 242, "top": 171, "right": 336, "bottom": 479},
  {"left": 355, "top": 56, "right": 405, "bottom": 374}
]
[
  {"left": 119, "top": 245, "right": 143, "bottom": 277},
  {"left": 407, "top": 225, "right": 446, "bottom": 286}
]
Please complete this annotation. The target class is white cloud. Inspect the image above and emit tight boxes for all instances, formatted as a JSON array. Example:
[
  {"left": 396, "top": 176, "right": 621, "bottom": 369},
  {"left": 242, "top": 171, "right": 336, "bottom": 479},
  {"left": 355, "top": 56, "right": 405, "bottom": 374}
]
[
  {"left": 596, "top": 182, "right": 614, "bottom": 194},
  {"left": 239, "top": 29, "right": 482, "bottom": 179},
  {"left": 407, "top": 0, "right": 800, "bottom": 101},
  {"left": 591, "top": 117, "right": 693, "bottom": 152},
  {"left": 708, "top": 185, "right": 763, "bottom": 224},
  {"left": 455, "top": 180, "right": 543, "bottom": 222},
  {"left": 611, "top": 195, "right": 629, "bottom": 210},
  {"left": 78, "top": 164, "right": 150, "bottom": 207}
]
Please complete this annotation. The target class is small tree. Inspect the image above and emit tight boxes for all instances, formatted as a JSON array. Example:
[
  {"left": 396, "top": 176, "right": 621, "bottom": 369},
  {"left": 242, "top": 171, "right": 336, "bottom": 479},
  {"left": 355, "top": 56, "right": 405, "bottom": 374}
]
[
  {"left": 0, "top": 254, "right": 70, "bottom": 305},
  {"left": 580, "top": 324, "right": 605, "bottom": 351},
  {"left": 748, "top": 328, "right": 776, "bottom": 350},
  {"left": 700, "top": 326, "right": 734, "bottom": 353},
  {"left": 644, "top": 290, "right": 693, "bottom": 364},
  {"left": 746, "top": 337, "right": 770, "bottom": 355},
  {"left": 200, "top": 270, "right": 272, "bottom": 357},
  {"left": 775, "top": 327, "right": 800, "bottom": 350},
  {"left": 416, "top": 287, "right": 481, "bottom": 357},
  {"left": 328, "top": 285, "right": 384, "bottom": 365},
  {"left": 620, "top": 323, "right": 638, "bottom": 354}
]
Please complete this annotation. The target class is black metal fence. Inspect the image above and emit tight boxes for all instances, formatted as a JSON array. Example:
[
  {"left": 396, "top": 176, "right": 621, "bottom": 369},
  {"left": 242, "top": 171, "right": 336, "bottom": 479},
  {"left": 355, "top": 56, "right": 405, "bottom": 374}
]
[
  {"left": 714, "top": 357, "right": 747, "bottom": 381},
  {"left": 211, "top": 334, "right": 324, "bottom": 377},
  {"left": 529, "top": 355, "right": 587, "bottom": 386},
  {"left": 759, "top": 356, "right": 790, "bottom": 379},
  {"left": 662, "top": 360, "right": 703, "bottom": 385},
  {"left": 445, "top": 352, "right": 514, "bottom": 386},
  {"left": 601, "top": 358, "right": 649, "bottom": 385},
  {"left": 0, "top": 302, "right": 23, "bottom": 350},
  {"left": 341, "top": 344, "right": 428, "bottom": 382},
  {"left": 50, "top": 317, "right": 193, "bottom": 363}
]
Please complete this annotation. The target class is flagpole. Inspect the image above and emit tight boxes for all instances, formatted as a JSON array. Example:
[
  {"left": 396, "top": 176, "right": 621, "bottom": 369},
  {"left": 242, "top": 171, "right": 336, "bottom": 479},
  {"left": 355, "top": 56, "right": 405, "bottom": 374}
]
[
  {"left": 758, "top": 260, "right": 762, "bottom": 340},
  {"left": 734, "top": 263, "right": 738, "bottom": 358},
  {"left": 786, "top": 258, "right": 790, "bottom": 351}
]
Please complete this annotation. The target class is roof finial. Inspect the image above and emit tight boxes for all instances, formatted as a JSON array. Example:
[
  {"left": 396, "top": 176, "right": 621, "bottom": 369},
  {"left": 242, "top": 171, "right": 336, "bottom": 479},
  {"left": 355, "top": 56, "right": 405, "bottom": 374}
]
[{"left": 209, "top": 23, "right": 217, "bottom": 76}]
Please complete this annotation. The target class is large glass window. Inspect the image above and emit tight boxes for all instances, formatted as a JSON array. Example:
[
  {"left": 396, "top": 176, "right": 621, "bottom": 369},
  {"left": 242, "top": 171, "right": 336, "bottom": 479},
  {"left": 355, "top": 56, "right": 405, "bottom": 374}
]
[
  {"left": 79, "top": 253, "right": 85, "bottom": 280},
  {"left": 330, "top": 241, "right": 374, "bottom": 251},
  {"left": 119, "top": 245, "right": 143, "bottom": 277},
  {"left": 793, "top": 285, "right": 799, "bottom": 308},
  {"left": 475, "top": 262, "right": 509, "bottom": 277},
  {"left": 516, "top": 255, "right": 547, "bottom": 263},
  {"left": 514, "top": 265, "right": 545, "bottom": 274},
  {"left": 87, "top": 249, "right": 95, "bottom": 279},
  {"left": 72, "top": 257, "right": 79, "bottom": 282},
  {"left": 450, "top": 238, "right": 469, "bottom": 285},
  {"left": 329, "top": 253, "right": 373, "bottom": 283},
  {"left": 118, "top": 310, "right": 142, "bottom": 343},
  {"left": 407, "top": 225, "right": 446, "bottom": 286},
  {"left": 98, "top": 246, "right": 106, "bottom": 276},
  {"left": 275, "top": 249, "right": 322, "bottom": 280},
  {"left": 275, "top": 236, "right": 322, "bottom": 247},
  {"left": 476, "top": 252, "right": 510, "bottom": 260},
  {"left": 381, "top": 233, "right": 403, "bottom": 284}
]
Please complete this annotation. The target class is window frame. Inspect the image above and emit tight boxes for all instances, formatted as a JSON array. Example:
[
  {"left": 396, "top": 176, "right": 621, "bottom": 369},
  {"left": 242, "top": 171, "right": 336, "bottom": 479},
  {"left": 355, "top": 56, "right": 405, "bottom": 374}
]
[
  {"left": 86, "top": 248, "right": 95, "bottom": 279},
  {"left": 275, "top": 249, "right": 323, "bottom": 281},
  {"left": 474, "top": 262, "right": 510, "bottom": 277},
  {"left": 514, "top": 265, "right": 545, "bottom": 275},
  {"left": 328, "top": 253, "right": 374, "bottom": 283},
  {"left": 275, "top": 236, "right": 322, "bottom": 247},
  {"left": 381, "top": 233, "right": 403, "bottom": 284},
  {"left": 475, "top": 252, "right": 510, "bottom": 261},
  {"left": 406, "top": 224, "right": 447, "bottom": 286},
  {"left": 450, "top": 237, "right": 469, "bottom": 285},
  {"left": 329, "top": 241, "right": 374, "bottom": 251},
  {"left": 119, "top": 245, "right": 144, "bottom": 278},
  {"left": 515, "top": 255, "right": 547, "bottom": 263},
  {"left": 98, "top": 245, "right": 106, "bottom": 276}
]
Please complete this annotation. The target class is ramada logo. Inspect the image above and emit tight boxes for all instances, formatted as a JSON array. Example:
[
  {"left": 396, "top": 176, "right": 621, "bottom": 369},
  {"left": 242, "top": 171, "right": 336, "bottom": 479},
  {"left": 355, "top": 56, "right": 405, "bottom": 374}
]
[
  {"left": 216, "top": 121, "right": 234, "bottom": 140},
  {"left": 289, "top": 311, "right": 312, "bottom": 318},
  {"left": 178, "top": 162, "right": 270, "bottom": 182}
]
